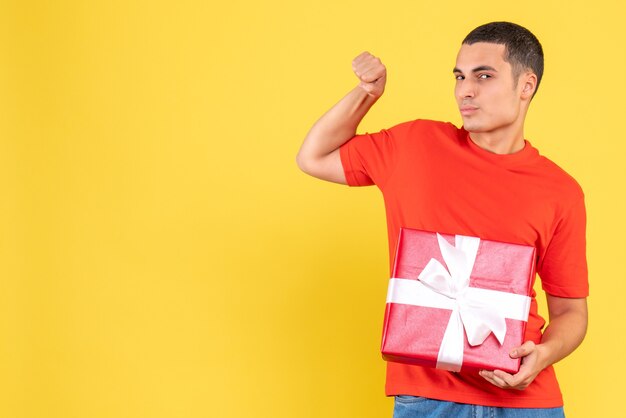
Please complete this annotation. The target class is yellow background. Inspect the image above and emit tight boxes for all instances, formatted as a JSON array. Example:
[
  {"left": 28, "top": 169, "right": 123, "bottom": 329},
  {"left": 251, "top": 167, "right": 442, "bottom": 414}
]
[{"left": 1, "top": 1, "right": 624, "bottom": 417}]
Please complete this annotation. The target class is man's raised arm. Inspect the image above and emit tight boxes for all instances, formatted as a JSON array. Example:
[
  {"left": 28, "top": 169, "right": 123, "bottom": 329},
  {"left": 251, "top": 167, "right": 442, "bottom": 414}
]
[{"left": 296, "top": 51, "right": 387, "bottom": 184}]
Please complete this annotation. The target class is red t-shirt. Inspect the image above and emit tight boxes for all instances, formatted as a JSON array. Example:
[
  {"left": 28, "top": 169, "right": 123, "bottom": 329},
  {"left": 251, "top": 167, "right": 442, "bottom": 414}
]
[{"left": 339, "top": 119, "right": 588, "bottom": 408}]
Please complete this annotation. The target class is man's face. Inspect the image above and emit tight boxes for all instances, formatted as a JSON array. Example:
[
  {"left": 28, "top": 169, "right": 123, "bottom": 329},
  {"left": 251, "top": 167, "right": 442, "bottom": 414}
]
[{"left": 453, "top": 42, "right": 525, "bottom": 134}]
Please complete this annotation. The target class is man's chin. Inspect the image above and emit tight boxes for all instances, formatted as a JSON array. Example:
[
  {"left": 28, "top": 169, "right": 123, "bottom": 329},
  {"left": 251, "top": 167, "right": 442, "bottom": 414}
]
[{"left": 461, "top": 121, "right": 485, "bottom": 133}]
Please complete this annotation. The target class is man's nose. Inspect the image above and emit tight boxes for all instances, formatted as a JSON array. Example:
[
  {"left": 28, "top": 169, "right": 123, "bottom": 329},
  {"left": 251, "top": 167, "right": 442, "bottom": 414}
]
[{"left": 457, "top": 79, "right": 476, "bottom": 100}]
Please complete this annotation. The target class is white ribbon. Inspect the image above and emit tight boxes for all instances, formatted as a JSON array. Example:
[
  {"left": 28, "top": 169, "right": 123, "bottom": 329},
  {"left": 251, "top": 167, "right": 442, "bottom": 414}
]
[{"left": 386, "top": 233, "right": 531, "bottom": 372}]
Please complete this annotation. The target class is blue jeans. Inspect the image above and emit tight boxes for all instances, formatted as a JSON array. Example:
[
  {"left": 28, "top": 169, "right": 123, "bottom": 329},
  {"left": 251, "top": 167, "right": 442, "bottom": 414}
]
[{"left": 393, "top": 396, "right": 565, "bottom": 418}]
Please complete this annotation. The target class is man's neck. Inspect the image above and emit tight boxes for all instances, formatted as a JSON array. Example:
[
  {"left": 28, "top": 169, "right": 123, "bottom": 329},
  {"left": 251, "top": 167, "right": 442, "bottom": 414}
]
[{"left": 468, "top": 128, "right": 526, "bottom": 155}]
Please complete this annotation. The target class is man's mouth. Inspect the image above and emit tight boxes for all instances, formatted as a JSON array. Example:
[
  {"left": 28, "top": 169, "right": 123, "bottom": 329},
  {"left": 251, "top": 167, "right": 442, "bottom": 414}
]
[{"left": 460, "top": 106, "right": 479, "bottom": 116}]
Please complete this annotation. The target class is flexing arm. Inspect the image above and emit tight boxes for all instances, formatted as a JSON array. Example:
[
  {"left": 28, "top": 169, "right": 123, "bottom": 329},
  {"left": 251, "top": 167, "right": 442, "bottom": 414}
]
[
  {"left": 296, "top": 52, "right": 387, "bottom": 184},
  {"left": 480, "top": 295, "right": 588, "bottom": 390}
]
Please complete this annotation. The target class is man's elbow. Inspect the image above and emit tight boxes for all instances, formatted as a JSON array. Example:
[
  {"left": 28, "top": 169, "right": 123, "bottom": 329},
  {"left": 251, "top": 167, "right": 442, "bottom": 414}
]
[
  {"left": 296, "top": 150, "right": 323, "bottom": 177},
  {"left": 579, "top": 308, "right": 589, "bottom": 342},
  {"left": 295, "top": 152, "right": 312, "bottom": 175},
  {"left": 296, "top": 149, "right": 346, "bottom": 184}
]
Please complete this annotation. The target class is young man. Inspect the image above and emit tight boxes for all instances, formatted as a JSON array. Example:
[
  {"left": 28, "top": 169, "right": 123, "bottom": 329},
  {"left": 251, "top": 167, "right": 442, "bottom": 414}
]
[{"left": 296, "top": 22, "right": 588, "bottom": 417}]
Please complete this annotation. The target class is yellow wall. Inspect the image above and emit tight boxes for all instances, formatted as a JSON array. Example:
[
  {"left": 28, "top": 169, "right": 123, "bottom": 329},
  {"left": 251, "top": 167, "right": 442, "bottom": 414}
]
[{"left": 1, "top": 1, "right": 623, "bottom": 417}]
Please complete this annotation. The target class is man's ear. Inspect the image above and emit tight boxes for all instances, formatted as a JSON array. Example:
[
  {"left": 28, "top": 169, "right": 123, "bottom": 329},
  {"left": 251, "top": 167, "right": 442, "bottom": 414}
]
[{"left": 520, "top": 72, "right": 538, "bottom": 100}]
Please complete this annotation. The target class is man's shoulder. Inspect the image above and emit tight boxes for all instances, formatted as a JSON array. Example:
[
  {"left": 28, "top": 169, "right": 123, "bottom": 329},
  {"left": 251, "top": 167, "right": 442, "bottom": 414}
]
[
  {"left": 385, "top": 119, "right": 462, "bottom": 143},
  {"left": 533, "top": 152, "right": 585, "bottom": 200},
  {"left": 390, "top": 118, "right": 459, "bottom": 132}
]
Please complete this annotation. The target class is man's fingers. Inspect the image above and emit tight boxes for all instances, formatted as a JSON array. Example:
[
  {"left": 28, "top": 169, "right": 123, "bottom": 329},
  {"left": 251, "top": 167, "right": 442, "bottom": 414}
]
[
  {"left": 352, "top": 51, "right": 377, "bottom": 67},
  {"left": 351, "top": 52, "right": 372, "bottom": 73},
  {"left": 480, "top": 369, "right": 532, "bottom": 390},
  {"left": 479, "top": 370, "right": 498, "bottom": 386},
  {"left": 510, "top": 340, "right": 536, "bottom": 358},
  {"left": 352, "top": 52, "right": 386, "bottom": 82},
  {"left": 352, "top": 51, "right": 387, "bottom": 97},
  {"left": 353, "top": 50, "right": 373, "bottom": 62},
  {"left": 494, "top": 370, "right": 521, "bottom": 387},
  {"left": 360, "top": 69, "right": 385, "bottom": 83},
  {"left": 481, "top": 340, "right": 541, "bottom": 391},
  {"left": 479, "top": 370, "right": 508, "bottom": 388},
  {"left": 354, "top": 64, "right": 385, "bottom": 82}
]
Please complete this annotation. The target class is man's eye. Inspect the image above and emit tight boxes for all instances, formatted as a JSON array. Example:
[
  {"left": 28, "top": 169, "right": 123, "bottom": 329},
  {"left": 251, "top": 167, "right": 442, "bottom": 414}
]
[
  {"left": 455, "top": 75, "right": 464, "bottom": 80},
  {"left": 478, "top": 74, "right": 491, "bottom": 79}
]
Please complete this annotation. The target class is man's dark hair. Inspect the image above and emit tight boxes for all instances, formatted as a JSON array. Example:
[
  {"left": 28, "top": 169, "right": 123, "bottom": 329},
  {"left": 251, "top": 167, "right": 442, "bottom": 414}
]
[{"left": 463, "top": 22, "right": 544, "bottom": 97}]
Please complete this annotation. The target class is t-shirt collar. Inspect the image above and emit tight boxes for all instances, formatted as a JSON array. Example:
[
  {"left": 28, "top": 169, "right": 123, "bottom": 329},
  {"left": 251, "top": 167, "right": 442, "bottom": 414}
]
[{"left": 461, "top": 126, "right": 539, "bottom": 167}]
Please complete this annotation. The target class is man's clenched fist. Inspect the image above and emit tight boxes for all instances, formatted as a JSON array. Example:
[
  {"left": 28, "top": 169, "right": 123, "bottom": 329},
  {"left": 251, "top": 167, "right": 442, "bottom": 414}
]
[{"left": 352, "top": 51, "right": 387, "bottom": 98}]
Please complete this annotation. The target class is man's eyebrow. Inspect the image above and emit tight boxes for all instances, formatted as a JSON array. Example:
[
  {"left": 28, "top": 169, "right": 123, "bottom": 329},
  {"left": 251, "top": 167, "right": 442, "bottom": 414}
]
[{"left": 452, "top": 65, "right": 498, "bottom": 74}]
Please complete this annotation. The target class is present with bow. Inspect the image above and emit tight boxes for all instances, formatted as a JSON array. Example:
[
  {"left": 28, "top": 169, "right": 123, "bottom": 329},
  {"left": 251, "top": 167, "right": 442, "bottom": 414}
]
[{"left": 381, "top": 228, "right": 535, "bottom": 373}]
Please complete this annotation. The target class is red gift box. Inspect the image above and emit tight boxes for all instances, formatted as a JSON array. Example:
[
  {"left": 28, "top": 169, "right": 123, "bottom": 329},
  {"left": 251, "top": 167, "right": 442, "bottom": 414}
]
[{"left": 381, "top": 228, "right": 535, "bottom": 373}]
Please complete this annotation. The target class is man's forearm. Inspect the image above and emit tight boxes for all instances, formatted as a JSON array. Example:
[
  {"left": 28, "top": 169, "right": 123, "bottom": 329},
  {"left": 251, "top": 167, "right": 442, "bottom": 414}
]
[
  {"left": 536, "top": 297, "right": 588, "bottom": 370},
  {"left": 297, "top": 85, "right": 378, "bottom": 166}
]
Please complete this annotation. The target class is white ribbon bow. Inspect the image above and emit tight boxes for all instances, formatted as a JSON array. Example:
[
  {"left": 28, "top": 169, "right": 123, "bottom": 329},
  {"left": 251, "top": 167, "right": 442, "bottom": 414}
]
[{"left": 386, "top": 233, "right": 531, "bottom": 372}]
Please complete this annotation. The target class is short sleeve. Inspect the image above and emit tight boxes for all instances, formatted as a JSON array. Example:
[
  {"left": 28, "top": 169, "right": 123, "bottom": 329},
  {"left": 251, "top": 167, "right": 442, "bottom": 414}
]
[
  {"left": 339, "top": 121, "right": 412, "bottom": 188},
  {"left": 537, "top": 194, "right": 589, "bottom": 297}
]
